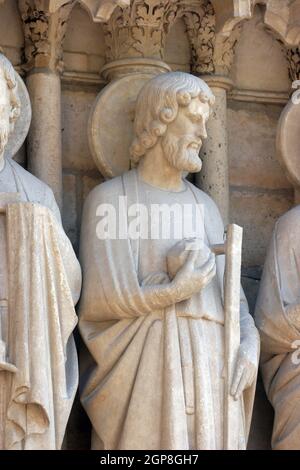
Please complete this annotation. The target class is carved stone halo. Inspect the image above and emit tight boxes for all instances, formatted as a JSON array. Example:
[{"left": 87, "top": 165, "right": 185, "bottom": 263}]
[
  {"left": 88, "top": 74, "right": 157, "bottom": 179},
  {"left": 4, "top": 72, "right": 32, "bottom": 160},
  {"left": 276, "top": 97, "right": 300, "bottom": 187}
]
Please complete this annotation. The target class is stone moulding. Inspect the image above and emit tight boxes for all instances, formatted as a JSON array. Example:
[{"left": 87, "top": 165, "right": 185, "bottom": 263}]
[
  {"left": 78, "top": 0, "right": 130, "bottom": 22},
  {"left": 41, "top": 0, "right": 130, "bottom": 21}
]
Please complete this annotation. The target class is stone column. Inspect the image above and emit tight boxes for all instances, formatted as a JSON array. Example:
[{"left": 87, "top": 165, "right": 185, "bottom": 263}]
[
  {"left": 197, "top": 75, "right": 232, "bottom": 224},
  {"left": 183, "top": 1, "right": 247, "bottom": 224},
  {"left": 26, "top": 72, "right": 62, "bottom": 206},
  {"left": 18, "top": 0, "right": 75, "bottom": 208}
]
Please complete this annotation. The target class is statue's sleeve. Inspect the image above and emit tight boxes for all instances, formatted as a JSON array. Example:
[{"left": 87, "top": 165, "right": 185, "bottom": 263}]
[
  {"left": 79, "top": 182, "right": 153, "bottom": 324},
  {"left": 43, "top": 186, "right": 81, "bottom": 305}
]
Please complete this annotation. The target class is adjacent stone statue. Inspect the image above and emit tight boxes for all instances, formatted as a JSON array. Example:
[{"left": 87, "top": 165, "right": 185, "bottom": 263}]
[
  {"left": 79, "top": 72, "right": 260, "bottom": 450},
  {"left": 0, "top": 53, "right": 81, "bottom": 449},
  {"left": 255, "top": 97, "right": 300, "bottom": 450}
]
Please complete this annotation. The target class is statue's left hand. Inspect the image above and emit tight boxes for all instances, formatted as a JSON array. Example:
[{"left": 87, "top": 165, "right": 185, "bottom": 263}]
[{"left": 230, "top": 344, "right": 258, "bottom": 401}]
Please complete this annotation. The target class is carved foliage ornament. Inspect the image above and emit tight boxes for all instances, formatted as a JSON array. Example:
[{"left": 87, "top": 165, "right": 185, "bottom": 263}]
[
  {"left": 183, "top": 1, "right": 215, "bottom": 75},
  {"left": 18, "top": 0, "right": 74, "bottom": 72},
  {"left": 287, "top": 47, "right": 300, "bottom": 82},
  {"left": 183, "top": 0, "right": 244, "bottom": 76},
  {"left": 103, "top": 0, "right": 182, "bottom": 61}
]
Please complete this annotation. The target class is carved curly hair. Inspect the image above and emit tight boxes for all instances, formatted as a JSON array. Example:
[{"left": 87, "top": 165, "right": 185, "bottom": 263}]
[
  {"left": 0, "top": 53, "right": 21, "bottom": 133},
  {"left": 130, "top": 71, "right": 215, "bottom": 165}
]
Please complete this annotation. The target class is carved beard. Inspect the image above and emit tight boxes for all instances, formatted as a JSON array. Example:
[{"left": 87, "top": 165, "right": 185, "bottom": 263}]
[
  {"left": 0, "top": 126, "right": 9, "bottom": 157},
  {"left": 161, "top": 134, "right": 203, "bottom": 173}
]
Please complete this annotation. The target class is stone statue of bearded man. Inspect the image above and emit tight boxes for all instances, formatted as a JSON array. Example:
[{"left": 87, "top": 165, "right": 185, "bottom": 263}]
[
  {"left": 79, "top": 72, "right": 260, "bottom": 450},
  {"left": 0, "top": 53, "right": 81, "bottom": 450}
]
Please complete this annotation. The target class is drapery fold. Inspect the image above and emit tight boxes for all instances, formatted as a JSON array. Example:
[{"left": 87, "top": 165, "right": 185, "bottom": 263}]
[
  {"left": 79, "top": 170, "right": 256, "bottom": 449},
  {"left": 5, "top": 203, "right": 81, "bottom": 450},
  {"left": 255, "top": 206, "right": 300, "bottom": 449}
]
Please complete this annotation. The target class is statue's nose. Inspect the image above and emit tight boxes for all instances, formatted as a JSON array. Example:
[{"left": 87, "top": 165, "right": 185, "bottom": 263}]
[{"left": 197, "top": 123, "right": 207, "bottom": 140}]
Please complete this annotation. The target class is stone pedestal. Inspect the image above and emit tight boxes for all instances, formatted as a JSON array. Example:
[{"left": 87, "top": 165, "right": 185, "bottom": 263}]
[
  {"left": 26, "top": 71, "right": 62, "bottom": 208},
  {"left": 196, "top": 75, "right": 233, "bottom": 225}
]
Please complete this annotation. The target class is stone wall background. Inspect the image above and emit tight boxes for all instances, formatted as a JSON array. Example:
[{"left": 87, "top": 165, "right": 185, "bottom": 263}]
[{"left": 0, "top": 1, "right": 295, "bottom": 450}]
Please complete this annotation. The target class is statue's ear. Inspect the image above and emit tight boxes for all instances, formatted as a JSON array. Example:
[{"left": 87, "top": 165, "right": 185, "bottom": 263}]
[{"left": 9, "top": 101, "right": 21, "bottom": 131}]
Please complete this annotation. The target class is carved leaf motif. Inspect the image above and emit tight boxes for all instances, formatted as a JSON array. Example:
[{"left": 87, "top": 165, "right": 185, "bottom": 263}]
[
  {"left": 214, "top": 23, "right": 243, "bottom": 75},
  {"left": 19, "top": 0, "right": 74, "bottom": 72},
  {"left": 183, "top": 1, "right": 215, "bottom": 75},
  {"left": 103, "top": 0, "right": 182, "bottom": 61},
  {"left": 132, "top": 25, "right": 144, "bottom": 43},
  {"left": 136, "top": 5, "right": 148, "bottom": 23},
  {"left": 287, "top": 47, "right": 300, "bottom": 82}
]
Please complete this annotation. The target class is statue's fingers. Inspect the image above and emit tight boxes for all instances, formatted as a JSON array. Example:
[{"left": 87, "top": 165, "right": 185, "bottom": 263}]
[
  {"left": 199, "top": 253, "right": 216, "bottom": 276},
  {"left": 230, "top": 361, "right": 243, "bottom": 397},
  {"left": 201, "top": 265, "right": 216, "bottom": 287},
  {"left": 186, "top": 249, "right": 199, "bottom": 267},
  {"left": 234, "top": 369, "right": 249, "bottom": 401},
  {"left": 247, "top": 366, "right": 257, "bottom": 388}
]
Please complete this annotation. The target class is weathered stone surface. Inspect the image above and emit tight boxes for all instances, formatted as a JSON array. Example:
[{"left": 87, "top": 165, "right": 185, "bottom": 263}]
[
  {"left": 0, "top": 0, "right": 23, "bottom": 50},
  {"left": 63, "top": 4, "right": 106, "bottom": 74},
  {"left": 82, "top": 174, "right": 103, "bottom": 201},
  {"left": 228, "top": 101, "right": 292, "bottom": 190},
  {"left": 62, "top": 89, "right": 100, "bottom": 171},
  {"left": 230, "top": 187, "right": 293, "bottom": 266},
  {"left": 164, "top": 17, "right": 191, "bottom": 71},
  {"left": 231, "top": 6, "right": 291, "bottom": 93}
]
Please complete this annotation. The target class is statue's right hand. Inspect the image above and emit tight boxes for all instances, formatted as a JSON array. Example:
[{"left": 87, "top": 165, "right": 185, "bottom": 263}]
[{"left": 172, "top": 249, "right": 216, "bottom": 301}]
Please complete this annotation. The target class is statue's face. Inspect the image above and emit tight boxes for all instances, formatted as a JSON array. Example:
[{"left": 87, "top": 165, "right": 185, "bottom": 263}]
[
  {"left": 0, "top": 69, "right": 10, "bottom": 158},
  {"left": 161, "top": 97, "right": 210, "bottom": 173}
]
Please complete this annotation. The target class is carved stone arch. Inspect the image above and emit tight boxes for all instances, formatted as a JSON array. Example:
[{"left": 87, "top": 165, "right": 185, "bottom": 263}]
[
  {"left": 250, "top": 0, "right": 300, "bottom": 47},
  {"left": 164, "top": 12, "right": 192, "bottom": 71},
  {"left": 77, "top": 0, "right": 130, "bottom": 23},
  {"left": 249, "top": 1, "right": 300, "bottom": 82}
]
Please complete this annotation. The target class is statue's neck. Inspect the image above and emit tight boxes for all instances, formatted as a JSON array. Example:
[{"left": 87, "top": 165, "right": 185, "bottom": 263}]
[{"left": 137, "top": 146, "right": 184, "bottom": 192}]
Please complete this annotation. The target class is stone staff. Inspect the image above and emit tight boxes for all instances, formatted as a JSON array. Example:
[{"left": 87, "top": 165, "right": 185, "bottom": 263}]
[
  {"left": 220, "top": 224, "right": 243, "bottom": 449},
  {"left": 211, "top": 224, "right": 242, "bottom": 448}
]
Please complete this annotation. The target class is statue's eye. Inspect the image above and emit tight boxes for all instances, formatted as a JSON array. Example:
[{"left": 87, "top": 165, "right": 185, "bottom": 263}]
[{"left": 189, "top": 113, "right": 201, "bottom": 123}]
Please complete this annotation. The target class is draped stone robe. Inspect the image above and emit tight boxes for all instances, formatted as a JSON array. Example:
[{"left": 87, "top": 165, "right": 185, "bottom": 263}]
[
  {"left": 79, "top": 169, "right": 257, "bottom": 450},
  {"left": 255, "top": 206, "right": 300, "bottom": 450},
  {"left": 0, "top": 157, "right": 81, "bottom": 449}
]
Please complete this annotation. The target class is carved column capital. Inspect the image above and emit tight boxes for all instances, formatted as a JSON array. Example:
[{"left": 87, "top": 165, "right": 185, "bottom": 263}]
[
  {"left": 182, "top": 0, "right": 249, "bottom": 78},
  {"left": 18, "top": 0, "right": 75, "bottom": 73},
  {"left": 287, "top": 46, "right": 300, "bottom": 82},
  {"left": 103, "top": 0, "right": 182, "bottom": 62}
]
